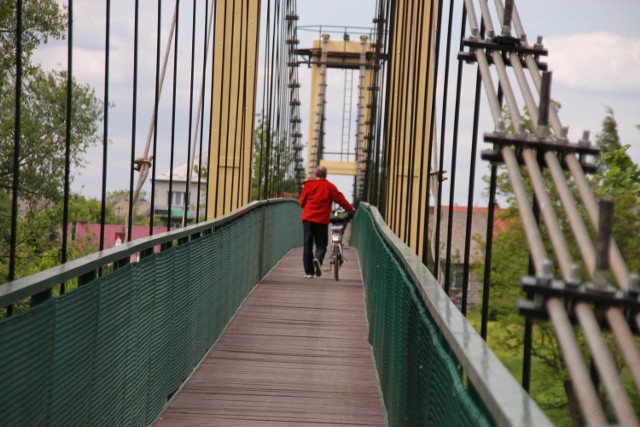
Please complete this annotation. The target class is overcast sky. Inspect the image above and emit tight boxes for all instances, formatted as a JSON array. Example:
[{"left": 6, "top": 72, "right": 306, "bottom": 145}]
[{"left": 34, "top": 0, "right": 639, "bottom": 206}]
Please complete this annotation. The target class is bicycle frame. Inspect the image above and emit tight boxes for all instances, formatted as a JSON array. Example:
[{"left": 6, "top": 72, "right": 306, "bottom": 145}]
[{"left": 329, "top": 221, "right": 346, "bottom": 280}]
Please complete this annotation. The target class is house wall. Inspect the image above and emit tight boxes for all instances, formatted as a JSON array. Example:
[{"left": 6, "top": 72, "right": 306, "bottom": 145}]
[{"left": 154, "top": 180, "right": 206, "bottom": 221}]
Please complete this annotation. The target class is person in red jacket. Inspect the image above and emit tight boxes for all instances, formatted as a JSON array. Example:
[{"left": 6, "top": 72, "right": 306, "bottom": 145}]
[{"left": 299, "top": 165, "right": 355, "bottom": 278}]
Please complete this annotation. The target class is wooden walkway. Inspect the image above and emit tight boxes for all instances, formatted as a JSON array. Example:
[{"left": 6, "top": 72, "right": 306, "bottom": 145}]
[{"left": 156, "top": 246, "right": 386, "bottom": 426}]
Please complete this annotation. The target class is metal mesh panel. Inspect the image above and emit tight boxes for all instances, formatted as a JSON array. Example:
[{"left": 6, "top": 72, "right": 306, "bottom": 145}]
[
  {"left": 0, "top": 201, "right": 302, "bottom": 426},
  {"left": 350, "top": 207, "right": 493, "bottom": 427},
  {"left": 0, "top": 303, "right": 52, "bottom": 426}
]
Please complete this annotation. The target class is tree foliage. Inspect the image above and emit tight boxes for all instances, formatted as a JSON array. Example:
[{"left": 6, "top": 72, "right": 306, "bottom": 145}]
[
  {"left": 592, "top": 109, "right": 640, "bottom": 274},
  {"left": 1, "top": 0, "right": 102, "bottom": 204},
  {"left": 0, "top": 0, "right": 66, "bottom": 86},
  {"left": 1, "top": 0, "right": 104, "bottom": 281},
  {"left": 251, "top": 116, "right": 298, "bottom": 200},
  {"left": 1, "top": 69, "right": 103, "bottom": 203}
]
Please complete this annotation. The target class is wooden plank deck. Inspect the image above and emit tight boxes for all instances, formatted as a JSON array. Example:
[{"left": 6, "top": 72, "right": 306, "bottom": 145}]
[{"left": 155, "top": 246, "right": 386, "bottom": 426}]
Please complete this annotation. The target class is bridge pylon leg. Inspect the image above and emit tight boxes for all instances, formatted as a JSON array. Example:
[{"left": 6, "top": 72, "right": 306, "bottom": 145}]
[{"left": 207, "top": 0, "right": 261, "bottom": 219}]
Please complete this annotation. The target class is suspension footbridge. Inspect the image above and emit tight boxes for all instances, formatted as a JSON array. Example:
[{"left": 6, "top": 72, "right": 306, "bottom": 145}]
[{"left": 2, "top": 0, "right": 639, "bottom": 426}]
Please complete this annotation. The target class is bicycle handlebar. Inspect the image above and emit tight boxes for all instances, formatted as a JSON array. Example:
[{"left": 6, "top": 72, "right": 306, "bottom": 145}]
[{"left": 329, "top": 214, "right": 352, "bottom": 224}]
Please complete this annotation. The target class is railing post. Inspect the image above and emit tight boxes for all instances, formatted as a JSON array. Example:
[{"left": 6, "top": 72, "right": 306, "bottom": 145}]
[
  {"left": 502, "top": 0, "right": 514, "bottom": 36},
  {"left": 31, "top": 290, "right": 52, "bottom": 306},
  {"left": 481, "top": 164, "right": 498, "bottom": 340},
  {"left": 594, "top": 200, "right": 613, "bottom": 289},
  {"left": 79, "top": 270, "right": 97, "bottom": 286},
  {"left": 537, "top": 71, "right": 551, "bottom": 138}
]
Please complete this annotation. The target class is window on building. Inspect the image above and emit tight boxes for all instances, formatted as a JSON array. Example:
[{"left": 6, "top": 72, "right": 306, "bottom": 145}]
[
  {"left": 171, "top": 191, "right": 185, "bottom": 206},
  {"left": 169, "top": 191, "right": 193, "bottom": 207}
]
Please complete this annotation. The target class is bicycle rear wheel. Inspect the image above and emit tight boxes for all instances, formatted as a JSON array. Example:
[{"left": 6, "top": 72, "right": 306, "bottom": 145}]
[{"left": 333, "top": 245, "right": 340, "bottom": 281}]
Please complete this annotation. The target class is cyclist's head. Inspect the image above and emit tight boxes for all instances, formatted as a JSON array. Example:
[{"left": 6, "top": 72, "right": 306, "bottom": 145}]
[{"left": 315, "top": 165, "right": 327, "bottom": 178}]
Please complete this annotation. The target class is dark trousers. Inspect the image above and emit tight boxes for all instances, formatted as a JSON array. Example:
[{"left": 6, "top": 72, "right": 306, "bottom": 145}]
[{"left": 302, "top": 220, "right": 328, "bottom": 274}]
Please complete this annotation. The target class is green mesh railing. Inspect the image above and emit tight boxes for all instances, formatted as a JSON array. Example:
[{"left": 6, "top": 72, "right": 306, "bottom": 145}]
[
  {"left": 350, "top": 203, "right": 553, "bottom": 427},
  {"left": 0, "top": 200, "right": 302, "bottom": 426}
]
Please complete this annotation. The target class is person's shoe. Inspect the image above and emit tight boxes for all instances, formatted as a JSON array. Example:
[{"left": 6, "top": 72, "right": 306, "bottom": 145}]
[
  {"left": 313, "top": 259, "right": 322, "bottom": 277},
  {"left": 304, "top": 274, "right": 314, "bottom": 279}
]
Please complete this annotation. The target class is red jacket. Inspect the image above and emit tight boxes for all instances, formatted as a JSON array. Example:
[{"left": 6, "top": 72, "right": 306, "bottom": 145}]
[{"left": 299, "top": 178, "right": 355, "bottom": 224}]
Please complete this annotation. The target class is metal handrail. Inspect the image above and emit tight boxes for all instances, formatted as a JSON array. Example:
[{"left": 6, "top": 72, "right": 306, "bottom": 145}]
[
  {"left": 0, "top": 199, "right": 297, "bottom": 309},
  {"left": 360, "top": 202, "right": 553, "bottom": 427}
]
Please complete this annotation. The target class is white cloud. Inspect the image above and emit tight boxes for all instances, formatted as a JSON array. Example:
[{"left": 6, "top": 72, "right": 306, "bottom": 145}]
[{"left": 545, "top": 32, "right": 640, "bottom": 92}]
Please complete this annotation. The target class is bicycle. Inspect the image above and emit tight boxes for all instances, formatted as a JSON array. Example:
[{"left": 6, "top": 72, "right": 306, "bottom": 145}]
[{"left": 328, "top": 210, "right": 353, "bottom": 281}]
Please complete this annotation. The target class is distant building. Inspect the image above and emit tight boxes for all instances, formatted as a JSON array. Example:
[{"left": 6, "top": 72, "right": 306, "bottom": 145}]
[
  {"left": 428, "top": 204, "right": 506, "bottom": 308},
  {"left": 75, "top": 222, "right": 168, "bottom": 260},
  {"left": 153, "top": 157, "right": 208, "bottom": 228}
]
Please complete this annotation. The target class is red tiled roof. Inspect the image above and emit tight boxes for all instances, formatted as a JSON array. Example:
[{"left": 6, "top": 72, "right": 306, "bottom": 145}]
[{"left": 75, "top": 222, "right": 170, "bottom": 250}]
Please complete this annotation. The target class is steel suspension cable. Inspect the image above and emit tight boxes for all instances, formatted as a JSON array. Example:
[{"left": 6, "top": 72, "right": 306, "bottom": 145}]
[
  {"left": 237, "top": 0, "right": 252, "bottom": 205},
  {"left": 149, "top": 0, "right": 161, "bottom": 234},
  {"left": 433, "top": 0, "right": 448, "bottom": 280},
  {"left": 416, "top": 0, "right": 434, "bottom": 253},
  {"left": 366, "top": 0, "right": 389, "bottom": 206},
  {"left": 460, "top": 53, "right": 482, "bottom": 315},
  {"left": 380, "top": 0, "right": 398, "bottom": 219},
  {"left": 127, "top": 0, "right": 140, "bottom": 240},
  {"left": 204, "top": 0, "right": 217, "bottom": 219},
  {"left": 273, "top": 3, "right": 282, "bottom": 197},
  {"left": 378, "top": 0, "right": 395, "bottom": 216},
  {"left": 430, "top": 0, "right": 444, "bottom": 278},
  {"left": 257, "top": 0, "right": 271, "bottom": 200},
  {"left": 213, "top": 0, "right": 229, "bottom": 213},
  {"left": 403, "top": 0, "right": 421, "bottom": 246},
  {"left": 126, "top": 1, "right": 180, "bottom": 237},
  {"left": 263, "top": 0, "right": 280, "bottom": 197},
  {"left": 195, "top": 0, "right": 210, "bottom": 222},
  {"left": 9, "top": 0, "right": 24, "bottom": 296},
  {"left": 397, "top": 0, "right": 412, "bottom": 237},
  {"left": 181, "top": 0, "right": 198, "bottom": 227},
  {"left": 390, "top": 0, "right": 409, "bottom": 234},
  {"left": 61, "top": 0, "right": 74, "bottom": 274},
  {"left": 167, "top": 1, "right": 181, "bottom": 231},
  {"left": 272, "top": 0, "right": 284, "bottom": 196},
  {"left": 421, "top": 0, "right": 440, "bottom": 264},
  {"left": 100, "top": 0, "right": 111, "bottom": 250},
  {"left": 232, "top": 0, "right": 246, "bottom": 205},
  {"left": 221, "top": 0, "right": 237, "bottom": 210},
  {"left": 443, "top": 3, "right": 468, "bottom": 294}
]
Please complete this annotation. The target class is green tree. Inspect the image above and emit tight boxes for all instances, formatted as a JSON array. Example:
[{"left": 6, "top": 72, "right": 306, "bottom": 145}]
[
  {"left": 0, "top": 0, "right": 65, "bottom": 87},
  {"left": 592, "top": 109, "right": 640, "bottom": 274},
  {"left": 251, "top": 116, "right": 298, "bottom": 200},
  {"left": 1, "top": 0, "right": 104, "bottom": 281},
  {"left": 107, "top": 189, "right": 148, "bottom": 205},
  {"left": 1, "top": 0, "right": 101, "bottom": 203},
  {"left": 1, "top": 69, "right": 103, "bottom": 203},
  {"left": 67, "top": 194, "right": 118, "bottom": 224}
]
